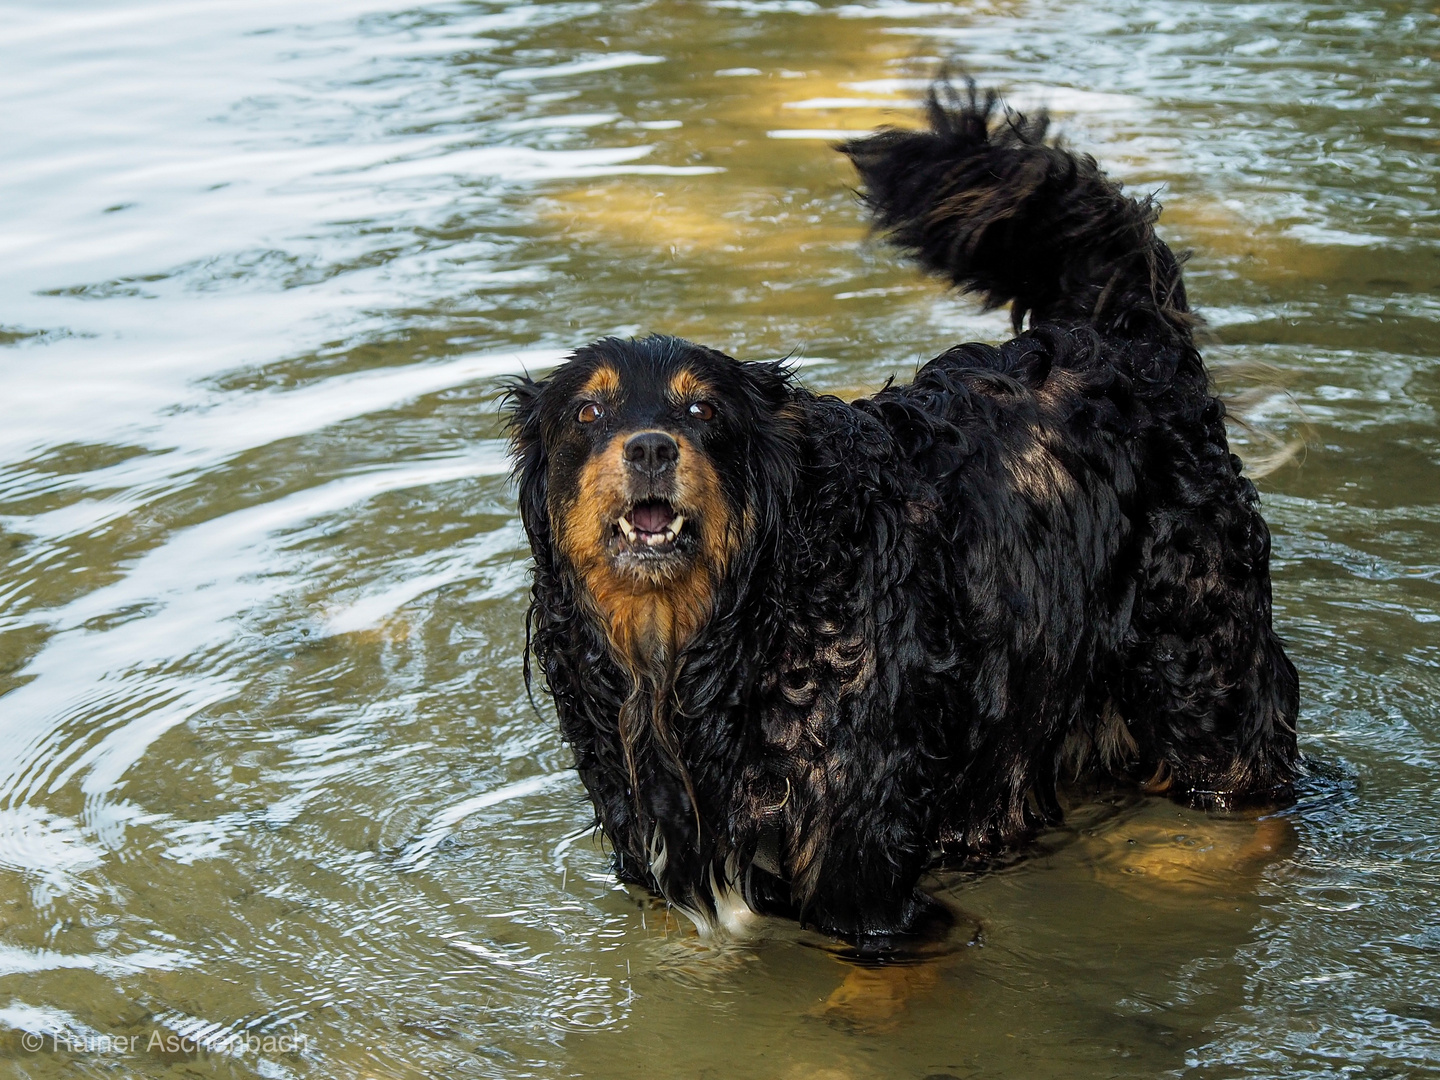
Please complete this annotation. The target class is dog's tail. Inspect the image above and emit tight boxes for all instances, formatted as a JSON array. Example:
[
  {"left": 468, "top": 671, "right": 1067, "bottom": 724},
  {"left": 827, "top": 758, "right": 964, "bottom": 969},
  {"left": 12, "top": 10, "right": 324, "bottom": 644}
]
[{"left": 841, "top": 80, "right": 1194, "bottom": 342}]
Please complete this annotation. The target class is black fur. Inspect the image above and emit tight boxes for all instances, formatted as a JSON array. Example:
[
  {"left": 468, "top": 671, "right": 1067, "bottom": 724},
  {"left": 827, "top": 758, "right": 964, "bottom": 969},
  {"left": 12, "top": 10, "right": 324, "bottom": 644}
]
[{"left": 507, "top": 82, "right": 1299, "bottom": 948}]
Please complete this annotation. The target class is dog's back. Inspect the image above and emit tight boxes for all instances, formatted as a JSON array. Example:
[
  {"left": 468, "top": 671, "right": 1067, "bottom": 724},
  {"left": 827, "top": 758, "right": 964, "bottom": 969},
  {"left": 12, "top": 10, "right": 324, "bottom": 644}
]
[{"left": 836, "top": 83, "right": 1299, "bottom": 846}]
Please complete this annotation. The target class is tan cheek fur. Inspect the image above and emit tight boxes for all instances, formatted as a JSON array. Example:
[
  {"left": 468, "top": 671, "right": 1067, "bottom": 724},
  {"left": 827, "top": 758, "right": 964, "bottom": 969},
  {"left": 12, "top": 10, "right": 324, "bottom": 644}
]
[{"left": 551, "top": 432, "right": 747, "bottom": 671}]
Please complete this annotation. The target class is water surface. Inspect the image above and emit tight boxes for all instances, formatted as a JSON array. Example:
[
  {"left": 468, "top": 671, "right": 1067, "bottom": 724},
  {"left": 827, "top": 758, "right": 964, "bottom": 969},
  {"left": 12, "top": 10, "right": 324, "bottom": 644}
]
[{"left": 1, "top": 1, "right": 1438, "bottom": 1077}]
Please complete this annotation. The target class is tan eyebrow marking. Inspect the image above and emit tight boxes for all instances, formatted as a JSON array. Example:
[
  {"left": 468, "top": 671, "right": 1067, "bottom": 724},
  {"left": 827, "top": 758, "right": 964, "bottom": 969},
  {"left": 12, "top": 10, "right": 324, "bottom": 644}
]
[
  {"left": 581, "top": 366, "right": 620, "bottom": 397},
  {"left": 668, "top": 369, "right": 712, "bottom": 402}
]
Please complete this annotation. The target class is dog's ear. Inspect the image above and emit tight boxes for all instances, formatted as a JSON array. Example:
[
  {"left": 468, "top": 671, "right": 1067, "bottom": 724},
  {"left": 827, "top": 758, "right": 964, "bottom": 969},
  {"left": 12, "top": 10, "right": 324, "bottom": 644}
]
[
  {"left": 732, "top": 360, "right": 802, "bottom": 546},
  {"left": 503, "top": 375, "right": 550, "bottom": 545},
  {"left": 739, "top": 358, "right": 795, "bottom": 412}
]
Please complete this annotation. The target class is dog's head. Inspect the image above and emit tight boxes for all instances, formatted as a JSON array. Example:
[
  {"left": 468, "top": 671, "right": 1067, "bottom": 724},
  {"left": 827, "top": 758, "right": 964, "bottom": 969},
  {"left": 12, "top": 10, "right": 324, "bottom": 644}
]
[{"left": 507, "top": 334, "right": 796, "bottom": 665}]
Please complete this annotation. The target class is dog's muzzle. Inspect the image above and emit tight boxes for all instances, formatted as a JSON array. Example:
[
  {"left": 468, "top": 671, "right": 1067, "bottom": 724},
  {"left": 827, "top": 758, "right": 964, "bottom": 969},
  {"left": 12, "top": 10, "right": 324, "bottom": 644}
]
[
  {"left": 624, "top": 430, "right": 678, "bottom": 478},
  {"left": 614, "top": 430, "right": 688, "bottom": 558}
]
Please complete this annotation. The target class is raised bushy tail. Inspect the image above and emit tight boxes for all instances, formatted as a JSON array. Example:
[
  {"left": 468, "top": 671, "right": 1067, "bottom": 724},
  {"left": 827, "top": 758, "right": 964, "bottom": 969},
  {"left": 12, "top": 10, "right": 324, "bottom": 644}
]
[{"left": 841, "top": 81, "right": 1194, "bottom": 341}]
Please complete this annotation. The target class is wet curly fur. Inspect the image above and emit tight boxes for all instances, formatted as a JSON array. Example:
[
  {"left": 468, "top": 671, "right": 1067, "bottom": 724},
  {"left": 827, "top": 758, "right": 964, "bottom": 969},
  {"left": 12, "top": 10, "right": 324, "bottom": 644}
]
[{"left": 506, "top": 82, "right": 1299, "bottom": 947}]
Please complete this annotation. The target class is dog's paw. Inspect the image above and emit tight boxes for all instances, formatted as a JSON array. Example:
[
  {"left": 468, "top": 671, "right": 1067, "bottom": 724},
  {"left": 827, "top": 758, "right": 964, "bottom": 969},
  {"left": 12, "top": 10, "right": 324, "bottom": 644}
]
[{"left": 810, "top": 889, "right": 955, "bottom": 953}]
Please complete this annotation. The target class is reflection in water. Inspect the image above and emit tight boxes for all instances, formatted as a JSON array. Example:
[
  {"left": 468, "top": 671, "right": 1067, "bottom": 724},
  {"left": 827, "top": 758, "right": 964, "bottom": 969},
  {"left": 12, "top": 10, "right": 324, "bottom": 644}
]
[{"left": 0, "top": 0, "right": 1437, "bottom": 1077}]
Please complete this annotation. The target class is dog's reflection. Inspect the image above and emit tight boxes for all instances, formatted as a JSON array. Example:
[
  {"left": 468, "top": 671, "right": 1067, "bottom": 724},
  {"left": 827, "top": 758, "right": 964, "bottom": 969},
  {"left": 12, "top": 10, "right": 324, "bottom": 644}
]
[{"left": 809, "top": 808, "right": 1295, "bottom": 1033}]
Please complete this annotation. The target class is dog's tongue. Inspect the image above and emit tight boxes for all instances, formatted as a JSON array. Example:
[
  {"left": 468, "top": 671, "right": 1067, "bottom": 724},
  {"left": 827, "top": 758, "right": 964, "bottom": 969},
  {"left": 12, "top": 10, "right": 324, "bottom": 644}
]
[{"left": 631, "top": 501, "right": 673, "bottom": 533}]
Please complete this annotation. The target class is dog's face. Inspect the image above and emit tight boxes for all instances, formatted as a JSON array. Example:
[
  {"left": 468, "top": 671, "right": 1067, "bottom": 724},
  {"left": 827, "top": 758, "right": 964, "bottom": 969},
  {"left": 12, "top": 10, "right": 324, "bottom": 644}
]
[{"left": 508, "top": 335, "right": 795, "bottom": 663}]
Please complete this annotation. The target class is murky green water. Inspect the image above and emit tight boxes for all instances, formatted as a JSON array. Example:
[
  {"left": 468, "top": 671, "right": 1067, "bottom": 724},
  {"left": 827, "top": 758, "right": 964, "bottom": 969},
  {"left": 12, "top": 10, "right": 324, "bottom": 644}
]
[{"left": 1, "top": 0, "right": 1437, "bottom": 1076}]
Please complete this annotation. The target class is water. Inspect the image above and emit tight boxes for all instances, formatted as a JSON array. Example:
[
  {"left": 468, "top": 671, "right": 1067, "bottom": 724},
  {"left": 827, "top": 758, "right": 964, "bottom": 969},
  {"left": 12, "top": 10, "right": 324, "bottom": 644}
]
[{"left": 0, "top": 0, "right": 1436, "bottom": 1076}]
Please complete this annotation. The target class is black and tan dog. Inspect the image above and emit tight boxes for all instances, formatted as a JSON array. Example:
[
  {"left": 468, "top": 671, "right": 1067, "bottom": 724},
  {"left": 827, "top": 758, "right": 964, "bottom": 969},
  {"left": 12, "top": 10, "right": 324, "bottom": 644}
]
[{"left": 506, "top": 82, "right": 1299, "bottom": 948}]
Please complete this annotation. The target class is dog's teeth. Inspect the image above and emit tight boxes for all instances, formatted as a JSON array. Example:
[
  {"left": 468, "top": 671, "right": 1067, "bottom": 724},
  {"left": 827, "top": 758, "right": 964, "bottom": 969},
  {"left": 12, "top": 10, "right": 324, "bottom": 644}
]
[{"left": 617, "top": 513, "right": 681, "bottom": 549}]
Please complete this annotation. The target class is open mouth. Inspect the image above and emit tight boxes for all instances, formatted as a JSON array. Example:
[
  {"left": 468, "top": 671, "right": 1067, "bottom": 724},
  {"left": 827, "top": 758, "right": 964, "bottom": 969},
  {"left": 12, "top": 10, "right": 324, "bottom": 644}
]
[{"left": 616, "top": 499, "right": 686, "bottom": 555}]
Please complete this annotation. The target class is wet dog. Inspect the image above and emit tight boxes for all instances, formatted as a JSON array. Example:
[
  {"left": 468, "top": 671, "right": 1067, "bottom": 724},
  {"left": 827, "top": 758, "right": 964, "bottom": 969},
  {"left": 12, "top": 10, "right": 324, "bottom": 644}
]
[{"left": 506, "top": 82, "right": 1299, "bottom": 947}]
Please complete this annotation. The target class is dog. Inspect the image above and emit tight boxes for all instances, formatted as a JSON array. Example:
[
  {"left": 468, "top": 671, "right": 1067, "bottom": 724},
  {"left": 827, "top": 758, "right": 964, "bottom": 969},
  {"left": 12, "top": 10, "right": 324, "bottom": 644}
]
[{"left": 505, "top": 82, "right": 1300, "bottom": 948}]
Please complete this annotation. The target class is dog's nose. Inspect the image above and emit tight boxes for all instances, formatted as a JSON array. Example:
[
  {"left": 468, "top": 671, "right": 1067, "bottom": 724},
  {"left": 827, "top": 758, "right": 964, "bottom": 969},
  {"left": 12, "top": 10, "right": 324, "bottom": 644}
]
[{"left": 623, "top": 431, "right": 679, "bottom": 474}]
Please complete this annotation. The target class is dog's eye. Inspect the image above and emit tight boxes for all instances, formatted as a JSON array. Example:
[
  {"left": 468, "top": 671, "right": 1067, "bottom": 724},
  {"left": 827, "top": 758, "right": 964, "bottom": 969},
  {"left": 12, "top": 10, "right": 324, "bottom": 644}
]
[
  {"left": 577, "top": 402, "right": 604, "bottom": 424},
  {"left": 688, "top": 401, "right": 716, "bottom": 422}
]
